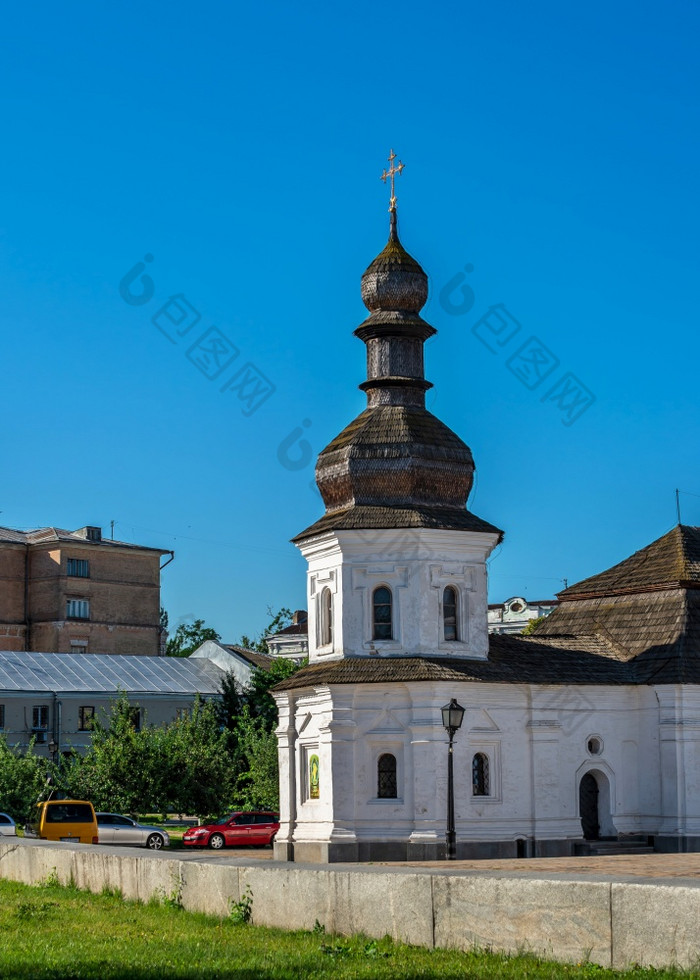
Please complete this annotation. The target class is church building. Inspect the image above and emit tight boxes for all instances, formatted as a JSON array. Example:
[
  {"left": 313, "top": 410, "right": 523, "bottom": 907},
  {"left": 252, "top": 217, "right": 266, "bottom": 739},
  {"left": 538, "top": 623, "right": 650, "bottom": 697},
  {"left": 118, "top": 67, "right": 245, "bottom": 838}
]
[{"left": 272, "top": 158, "right": 700, "bottom": 863}]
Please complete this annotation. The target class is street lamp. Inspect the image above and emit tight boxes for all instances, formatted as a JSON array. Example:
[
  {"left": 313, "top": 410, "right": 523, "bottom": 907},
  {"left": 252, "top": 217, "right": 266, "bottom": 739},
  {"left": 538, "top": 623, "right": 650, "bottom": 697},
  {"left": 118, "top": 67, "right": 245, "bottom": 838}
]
[
  {"left": 441, "top": 698, "right": 465, "bottom": 860},
  {"left": 47, "top": 740, "right": 57, "bottom": 764}
]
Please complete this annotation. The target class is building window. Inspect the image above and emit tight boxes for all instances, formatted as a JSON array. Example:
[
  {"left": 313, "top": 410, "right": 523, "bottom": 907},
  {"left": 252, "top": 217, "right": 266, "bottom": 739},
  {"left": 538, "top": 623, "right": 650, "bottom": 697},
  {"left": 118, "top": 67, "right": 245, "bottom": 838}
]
[
  {"left": 32, "top": 705, "right": 49, "bottom": 743},
  {"left": 319, "top": 587, "right": 333, "bottom": 646},
  {"left": 78, "top": 706, "right": 95, "bottom": 731},
  {"left": 0, "top": 705, "right": 4, "bottom": 730},
  {"left": 129, "top": 708, "right": 141, "bottom": 731},
  {"left": 66, "top": 599, "right": 90, "bottom": 620},
  {"left": 70, "top": 641, "right": 88, "bottom": 654},
  {"left": 372, "top": 586, "right": 393, "bottom": 641},
  {"left": 472, "top": 752, "right": 490, "bottom": 796},
  {"left": 377, "top": 753, "right": 397, "bottom": 798},
  {"left": 67, "top": 558, "right": 90, "bottom": 578},
  {"left": 443, "top": 586, "right": 458, "bottom": 641}
]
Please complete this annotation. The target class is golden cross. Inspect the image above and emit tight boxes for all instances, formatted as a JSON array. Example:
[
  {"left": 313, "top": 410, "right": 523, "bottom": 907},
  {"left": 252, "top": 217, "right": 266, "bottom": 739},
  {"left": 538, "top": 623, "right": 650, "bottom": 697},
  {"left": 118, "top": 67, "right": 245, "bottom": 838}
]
[{"left": 380, "top": 149, "right": 405, "bottom": 211}]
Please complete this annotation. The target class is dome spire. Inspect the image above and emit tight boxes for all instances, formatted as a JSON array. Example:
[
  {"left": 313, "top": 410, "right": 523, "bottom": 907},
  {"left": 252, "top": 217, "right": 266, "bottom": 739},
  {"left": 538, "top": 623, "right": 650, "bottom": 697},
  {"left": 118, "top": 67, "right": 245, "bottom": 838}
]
[{"left": 380, "top": 148, "right": 405, "bottom": 213}]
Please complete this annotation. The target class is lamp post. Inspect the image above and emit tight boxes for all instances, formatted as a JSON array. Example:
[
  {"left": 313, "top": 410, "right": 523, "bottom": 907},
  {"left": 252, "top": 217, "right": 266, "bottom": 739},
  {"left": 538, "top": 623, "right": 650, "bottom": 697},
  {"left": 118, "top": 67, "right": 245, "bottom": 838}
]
[
  {"left": 441, "top": 698, "right": 465, "bottom": 860},
  {"left": 47, "top": 740, "right": 57, "bottom": 764}
]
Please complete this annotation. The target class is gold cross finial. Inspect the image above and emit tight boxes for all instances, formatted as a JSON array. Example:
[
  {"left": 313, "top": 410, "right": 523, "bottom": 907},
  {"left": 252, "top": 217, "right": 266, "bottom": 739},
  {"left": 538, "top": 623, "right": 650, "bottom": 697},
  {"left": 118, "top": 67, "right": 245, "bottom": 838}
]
[{"left": 380, "top": 149, "right": 405, "bottom": 212}]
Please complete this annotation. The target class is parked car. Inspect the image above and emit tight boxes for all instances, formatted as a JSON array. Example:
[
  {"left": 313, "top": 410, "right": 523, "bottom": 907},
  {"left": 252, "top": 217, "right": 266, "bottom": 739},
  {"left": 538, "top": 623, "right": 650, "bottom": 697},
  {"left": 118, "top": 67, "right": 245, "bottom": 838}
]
[
  {"left": 95, "top": 813, "right": 170, "bottom": 850},
  {"left": 25, "top": 799, "right": 99, "bottom": 844},
  {"left": 183, "top": 812, "right": 279, "bottom": 849},
  {"left": 0, "top": 813, "right": 16, "bottom": 836}
]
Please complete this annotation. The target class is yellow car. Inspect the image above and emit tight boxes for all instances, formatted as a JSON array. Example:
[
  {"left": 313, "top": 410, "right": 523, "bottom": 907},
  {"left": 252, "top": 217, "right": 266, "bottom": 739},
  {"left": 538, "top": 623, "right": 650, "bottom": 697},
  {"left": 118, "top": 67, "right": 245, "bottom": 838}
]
[{"left": 25, "top": 799, "right": 99, "bottom": 844}]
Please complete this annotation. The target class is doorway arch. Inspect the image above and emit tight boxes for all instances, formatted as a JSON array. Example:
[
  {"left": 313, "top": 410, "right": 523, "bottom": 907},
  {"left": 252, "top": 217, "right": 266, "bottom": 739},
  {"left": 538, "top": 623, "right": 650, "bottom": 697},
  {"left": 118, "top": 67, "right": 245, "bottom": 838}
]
[{"left": 578, "top": 769, "right": 615, "bottom": 840}]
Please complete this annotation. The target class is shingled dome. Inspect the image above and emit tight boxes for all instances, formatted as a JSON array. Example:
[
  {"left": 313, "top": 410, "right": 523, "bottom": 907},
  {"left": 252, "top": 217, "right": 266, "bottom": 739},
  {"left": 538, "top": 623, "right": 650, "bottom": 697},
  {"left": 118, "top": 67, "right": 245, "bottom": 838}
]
[{"left": 295, "top": 210, "right": 502, "bottom": 543}]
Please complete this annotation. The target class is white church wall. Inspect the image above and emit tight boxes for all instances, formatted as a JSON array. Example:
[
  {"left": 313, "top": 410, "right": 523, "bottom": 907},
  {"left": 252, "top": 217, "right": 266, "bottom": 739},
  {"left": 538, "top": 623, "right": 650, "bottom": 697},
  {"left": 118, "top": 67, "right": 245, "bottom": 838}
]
[
  {"left": 275, "top": 679, "right": 669, "bottom": 860},
  {"left": 299, "top": 529, "right": 499, "bottom": 664}
]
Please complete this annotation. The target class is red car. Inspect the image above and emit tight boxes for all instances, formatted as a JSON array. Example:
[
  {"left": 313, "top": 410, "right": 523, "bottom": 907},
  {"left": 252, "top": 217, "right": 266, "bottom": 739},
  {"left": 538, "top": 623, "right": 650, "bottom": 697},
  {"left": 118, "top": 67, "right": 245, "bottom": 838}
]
[{"left": 183, "top": 811, "right": 279, "bottom": 849}]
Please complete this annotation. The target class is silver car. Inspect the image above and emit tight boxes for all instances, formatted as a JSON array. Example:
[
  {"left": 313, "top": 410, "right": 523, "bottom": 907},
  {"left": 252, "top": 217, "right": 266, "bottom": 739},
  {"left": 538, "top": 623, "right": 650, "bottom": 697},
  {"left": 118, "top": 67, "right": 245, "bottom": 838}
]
[
  {"left": 0, "top": 813, "right": 16, "bottom": 836},
  {"left": 95, "top": 813, "right": 169, "bottom": 849}
]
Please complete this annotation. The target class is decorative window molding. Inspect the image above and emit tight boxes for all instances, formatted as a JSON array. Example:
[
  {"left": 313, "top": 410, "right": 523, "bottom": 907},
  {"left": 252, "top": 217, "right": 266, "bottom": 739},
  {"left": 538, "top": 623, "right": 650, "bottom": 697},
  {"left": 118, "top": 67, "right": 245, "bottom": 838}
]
[
  {"left": 468, "top": 741, "right": 502, "bottom": 803},
  {"left": 430, "top": 564, "right": 475, "bottom": 650},
  {"left": 308, "top": 570, "right": 337, "bottom": 657},
  {"left": 352, "top": 565, "right": 408, "bottom": 651}
]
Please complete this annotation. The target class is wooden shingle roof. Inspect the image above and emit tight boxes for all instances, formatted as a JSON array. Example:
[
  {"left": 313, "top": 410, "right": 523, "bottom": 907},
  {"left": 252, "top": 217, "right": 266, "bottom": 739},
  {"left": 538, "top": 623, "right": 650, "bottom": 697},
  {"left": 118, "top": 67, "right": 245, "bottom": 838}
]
[{"left": 560, "top": 525, "right": 700, "bottom": 598}]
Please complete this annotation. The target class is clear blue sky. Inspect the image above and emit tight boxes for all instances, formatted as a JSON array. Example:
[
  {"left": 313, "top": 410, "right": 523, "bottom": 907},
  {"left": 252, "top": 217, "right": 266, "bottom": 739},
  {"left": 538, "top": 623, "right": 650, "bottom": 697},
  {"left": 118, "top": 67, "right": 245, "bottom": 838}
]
[{"left": 2, "top": 0, "right": 698, "bottom": 642}]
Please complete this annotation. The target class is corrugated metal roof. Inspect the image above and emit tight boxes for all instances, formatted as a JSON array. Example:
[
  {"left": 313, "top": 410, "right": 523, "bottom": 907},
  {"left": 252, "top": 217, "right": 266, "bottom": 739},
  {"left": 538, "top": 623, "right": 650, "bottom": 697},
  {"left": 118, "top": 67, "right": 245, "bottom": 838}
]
[{"left": 0, "top": 652, "right": 224, "bottom": 695}]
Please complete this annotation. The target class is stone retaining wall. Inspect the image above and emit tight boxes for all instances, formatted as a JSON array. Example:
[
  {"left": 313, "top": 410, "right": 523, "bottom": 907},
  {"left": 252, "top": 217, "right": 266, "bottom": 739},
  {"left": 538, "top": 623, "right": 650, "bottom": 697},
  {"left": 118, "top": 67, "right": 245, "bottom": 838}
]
[{"left": 1, "top": 840, "right": 699, "bottom": 970}]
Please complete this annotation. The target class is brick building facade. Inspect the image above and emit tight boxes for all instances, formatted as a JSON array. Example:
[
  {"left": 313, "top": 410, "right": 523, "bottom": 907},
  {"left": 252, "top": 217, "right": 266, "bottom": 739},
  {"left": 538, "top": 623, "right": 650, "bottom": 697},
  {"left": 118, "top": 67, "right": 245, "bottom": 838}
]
[{"left": 0, "top": 525, "right": 172, "bottom": 656}]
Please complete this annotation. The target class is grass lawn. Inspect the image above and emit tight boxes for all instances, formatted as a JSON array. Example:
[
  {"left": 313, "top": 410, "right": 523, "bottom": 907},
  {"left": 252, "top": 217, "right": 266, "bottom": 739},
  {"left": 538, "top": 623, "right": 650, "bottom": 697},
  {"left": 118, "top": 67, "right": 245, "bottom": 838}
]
[{"left": 0, "top": 877, "right": 692, "bottom": 980}]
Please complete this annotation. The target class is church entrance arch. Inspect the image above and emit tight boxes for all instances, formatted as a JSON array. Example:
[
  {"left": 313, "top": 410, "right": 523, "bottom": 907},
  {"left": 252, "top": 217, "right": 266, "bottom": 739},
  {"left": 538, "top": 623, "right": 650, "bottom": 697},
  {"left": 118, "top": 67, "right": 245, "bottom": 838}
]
[
  {"left": 579, "top": 769, "right": 615, "bottom": 840},
  {"left": 579, "top": 772, "right": 599, "bottom": 839}
]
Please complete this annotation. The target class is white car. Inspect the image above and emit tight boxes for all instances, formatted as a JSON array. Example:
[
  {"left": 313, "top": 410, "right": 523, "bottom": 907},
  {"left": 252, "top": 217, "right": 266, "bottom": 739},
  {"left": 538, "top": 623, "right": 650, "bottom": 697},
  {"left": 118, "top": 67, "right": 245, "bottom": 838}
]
[
  {"left": 95, "top": 813, "right": 169, "bottom": 849},
  {"left": 0, "top": 813, "right": 17, "bottom": 836}
]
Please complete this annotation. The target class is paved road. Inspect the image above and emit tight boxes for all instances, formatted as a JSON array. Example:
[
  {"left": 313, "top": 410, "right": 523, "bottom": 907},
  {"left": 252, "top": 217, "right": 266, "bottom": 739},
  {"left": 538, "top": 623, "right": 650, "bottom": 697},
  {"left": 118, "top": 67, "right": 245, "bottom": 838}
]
[{"left": 378, "top": 852, "right": 700, "bottom": 879}]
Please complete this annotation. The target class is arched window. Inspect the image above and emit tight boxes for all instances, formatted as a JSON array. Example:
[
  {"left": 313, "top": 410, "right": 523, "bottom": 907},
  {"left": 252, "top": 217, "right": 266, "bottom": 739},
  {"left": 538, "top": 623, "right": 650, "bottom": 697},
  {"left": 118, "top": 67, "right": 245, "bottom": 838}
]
[
  {"left": 472, "top": 753, "right": 489, "bottom": 796},
  {"left": 443, "top": 586, "right": 458, "bottom": 641},
  {"left": 377, "top": 753, "right": 397, "bottom": 798},
  {"left": 319, "top": 587, "right": 332, "bottom": 646},
  {"left": 372, "top": 586, "right": 392, "bottom": 641}
]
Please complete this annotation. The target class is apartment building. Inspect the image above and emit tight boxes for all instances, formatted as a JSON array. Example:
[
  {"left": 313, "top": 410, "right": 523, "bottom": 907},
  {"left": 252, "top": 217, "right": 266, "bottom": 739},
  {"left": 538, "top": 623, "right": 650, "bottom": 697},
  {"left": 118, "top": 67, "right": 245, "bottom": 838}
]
[{"left": 0, "top": 525, "right": 173, "bottom": 656}]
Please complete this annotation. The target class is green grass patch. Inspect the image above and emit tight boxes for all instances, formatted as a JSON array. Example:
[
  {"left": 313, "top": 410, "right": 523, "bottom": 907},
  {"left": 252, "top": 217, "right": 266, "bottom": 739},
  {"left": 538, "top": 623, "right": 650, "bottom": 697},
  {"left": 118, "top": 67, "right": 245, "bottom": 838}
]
[{"left": 0, "top": 877, "right": 691, "bottom": 979}]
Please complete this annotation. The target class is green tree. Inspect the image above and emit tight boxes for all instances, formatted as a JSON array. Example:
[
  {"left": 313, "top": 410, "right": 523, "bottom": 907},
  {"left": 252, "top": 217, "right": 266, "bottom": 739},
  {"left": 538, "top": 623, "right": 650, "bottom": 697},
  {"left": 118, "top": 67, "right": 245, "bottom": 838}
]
[
  {"left": 233, "top": 709, "right": 280, "bottom": 811},
  {"left": 163, "top": 697, "right": 235, "bottom": 817},
  {"left": 522, "top": 615, "right": 546, "bottom": 635},
  {"left": 62, "top": 694, "right": 163, "bottom": 814},
  {"left": 166, "top": 618, "right": 221, "bottom": 657},
  {"left": 0, "top": 737, "right": 47, "bottom": 824},
  {"left": 247, "top": 658, "right": 302, "bottom": 732},
  {"left": 60, "top": 693, "right": 236, "bottom": 819},
  {"left": 239, "top": 606, "right": 293, "bottom": 654}
]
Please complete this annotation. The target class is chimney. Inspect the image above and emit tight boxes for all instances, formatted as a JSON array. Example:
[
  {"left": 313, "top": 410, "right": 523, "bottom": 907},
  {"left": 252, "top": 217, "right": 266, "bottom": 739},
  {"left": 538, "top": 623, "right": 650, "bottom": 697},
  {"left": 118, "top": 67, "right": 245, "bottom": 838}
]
[
  {"left": 75, "top": 526, "right": 102, "bottom": 542},
  {"left": 292, "top": 610, "right": 307, "bottom": 625}
]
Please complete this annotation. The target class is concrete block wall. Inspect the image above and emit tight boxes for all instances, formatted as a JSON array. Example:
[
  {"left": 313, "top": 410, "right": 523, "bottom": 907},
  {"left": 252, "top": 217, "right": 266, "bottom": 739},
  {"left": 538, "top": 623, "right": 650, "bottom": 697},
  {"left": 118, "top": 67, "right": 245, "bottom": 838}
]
[{"left": 2, "top": 841, "right": 700, "bottom": 970}]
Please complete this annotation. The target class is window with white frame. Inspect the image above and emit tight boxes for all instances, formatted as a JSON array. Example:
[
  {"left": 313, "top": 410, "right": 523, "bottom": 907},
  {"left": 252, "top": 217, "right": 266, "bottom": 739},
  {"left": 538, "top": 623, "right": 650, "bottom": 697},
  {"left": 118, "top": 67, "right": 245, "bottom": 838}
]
[
  {"left": 32, "top": 705, "right": 49, "bottom": 742},
  {"left": 372, "top": 586, "right": 393, "bottom": 641},
  {"left": 443, "top": 585, "right": 458, "bottom": 641},
  {"left": 66, "top": 598, "right": 90, "bottom": 620}
]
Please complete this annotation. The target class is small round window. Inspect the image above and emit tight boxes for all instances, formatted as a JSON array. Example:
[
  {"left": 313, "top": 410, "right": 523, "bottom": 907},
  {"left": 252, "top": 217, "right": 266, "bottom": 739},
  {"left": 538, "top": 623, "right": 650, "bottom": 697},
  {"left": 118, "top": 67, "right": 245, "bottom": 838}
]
[{"left": 586, "top": 736, "right": 603, "bottom": 756}]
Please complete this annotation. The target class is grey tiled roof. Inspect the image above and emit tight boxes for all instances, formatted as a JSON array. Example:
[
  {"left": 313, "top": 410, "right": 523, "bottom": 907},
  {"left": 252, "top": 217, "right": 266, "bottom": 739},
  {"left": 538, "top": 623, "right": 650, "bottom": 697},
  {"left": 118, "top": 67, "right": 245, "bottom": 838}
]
[
  {"left": 0, "top": 651, "right": 224, "bottom": 695},
  {"left": 0, "top": 526, "right": 169, "bottom": 553}
]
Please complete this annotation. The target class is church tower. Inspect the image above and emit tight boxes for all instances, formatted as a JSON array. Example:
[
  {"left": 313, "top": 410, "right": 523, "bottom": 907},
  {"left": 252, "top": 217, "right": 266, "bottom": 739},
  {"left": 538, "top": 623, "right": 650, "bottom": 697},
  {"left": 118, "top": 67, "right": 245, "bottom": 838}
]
[
  {"left": 273, "top": 155, "right": 506, "bottom": 863},
  {"left": 293, "top": 155, "right": 502, "bottom": 664}
]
